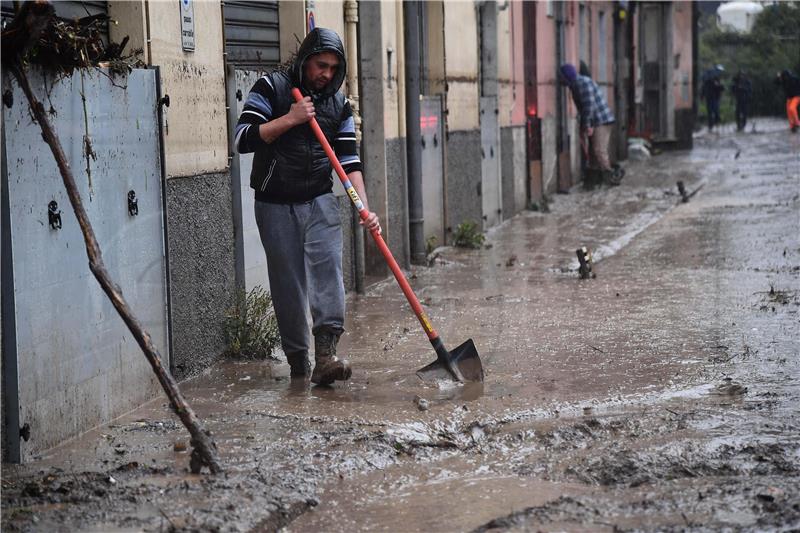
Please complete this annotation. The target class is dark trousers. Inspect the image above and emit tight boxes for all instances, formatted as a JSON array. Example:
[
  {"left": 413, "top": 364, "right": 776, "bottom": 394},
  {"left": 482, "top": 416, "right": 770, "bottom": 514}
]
[
  {"left": 735, "top": 99, "right": 749, "bottom": 131},
  {"left": 707, "top": 98, "right": 721, "bottom": 130}
]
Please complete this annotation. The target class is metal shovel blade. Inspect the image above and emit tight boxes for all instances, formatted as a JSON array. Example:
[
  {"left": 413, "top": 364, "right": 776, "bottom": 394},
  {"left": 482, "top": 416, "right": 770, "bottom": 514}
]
[{"left": 416, "top": 339, "right": 484, "bottom": 383}]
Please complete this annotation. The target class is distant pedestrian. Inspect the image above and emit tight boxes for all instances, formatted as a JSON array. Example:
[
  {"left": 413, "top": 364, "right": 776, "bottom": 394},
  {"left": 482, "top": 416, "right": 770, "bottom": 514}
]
[
  {"left": 701, "top": 64, "right": 725, "bottom": 131},
  {"left": 775, "top": 70, "right": 800, "bottom": 133},
  {"left": 730, "top": 70, "right": 752, "bottom": 131},
  {"left": 559, "top": 63, "right": 622, "bottom": 187}
]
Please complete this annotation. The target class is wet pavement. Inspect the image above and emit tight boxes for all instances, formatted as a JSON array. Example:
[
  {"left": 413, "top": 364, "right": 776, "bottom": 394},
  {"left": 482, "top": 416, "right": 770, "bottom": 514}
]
[{"left": 3, "top": 118, "right": 799, "bottom": 532}]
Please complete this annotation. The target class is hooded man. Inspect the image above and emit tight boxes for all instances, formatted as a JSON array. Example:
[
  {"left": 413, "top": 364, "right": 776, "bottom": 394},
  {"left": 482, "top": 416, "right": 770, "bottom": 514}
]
[
  {"left": 235, "top": 28, "right": 380, "bottom": 385},
  {"left": 559, "top": 63, "right": 620, "bottom": 187},
  {"left": 775, "top": 70, "right": 800, "bottom": 133},
  {"left": 701, "top": 65, "right": 725, "bottom": 131},
  {"left": 730, "top": 70, "right": 752, "bottom": 132}
]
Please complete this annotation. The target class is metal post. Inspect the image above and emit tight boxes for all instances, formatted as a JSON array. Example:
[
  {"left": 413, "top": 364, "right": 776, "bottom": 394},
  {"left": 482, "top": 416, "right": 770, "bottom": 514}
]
[
  {"left": 1, "top": 97, "right": 22, "bottom": 464},
  {"left": 404, "top": 0, "right": 426, "bottom": 265},
  {"left": 154, "top": 66, "right": 175, "bottom": 373},
  {"left": 345, "top": 0, "right": 366, "bottom": 292},
  {"left": 225, "top": 63, "right": 246, "bottom": 293}
]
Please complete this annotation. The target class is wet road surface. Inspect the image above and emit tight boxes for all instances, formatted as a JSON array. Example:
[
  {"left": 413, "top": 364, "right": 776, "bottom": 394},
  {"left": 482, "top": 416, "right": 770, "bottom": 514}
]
[{"left": 3, "top": 119, "right": 799, "bottom": 531}]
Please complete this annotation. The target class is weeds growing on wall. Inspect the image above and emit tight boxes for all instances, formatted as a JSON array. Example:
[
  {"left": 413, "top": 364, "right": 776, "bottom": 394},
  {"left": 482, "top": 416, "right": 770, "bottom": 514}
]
[
  {"left": 452, "top": 221, "right": 486, "bottom": 249},
  {"left": 223, "top": 286, "right": 280, "bottom": 359},
  {"left": 425, "top": 235, "right": 438, "bottom": 255}
]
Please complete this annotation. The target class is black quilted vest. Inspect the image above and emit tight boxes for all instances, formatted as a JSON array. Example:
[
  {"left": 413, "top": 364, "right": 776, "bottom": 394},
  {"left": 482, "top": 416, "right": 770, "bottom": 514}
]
[
  {"left": 250, "top": 72, "right": 347, "bottom": 203},
  {"left": 251, "top": 28, "right": 349, "bottom": 204}
]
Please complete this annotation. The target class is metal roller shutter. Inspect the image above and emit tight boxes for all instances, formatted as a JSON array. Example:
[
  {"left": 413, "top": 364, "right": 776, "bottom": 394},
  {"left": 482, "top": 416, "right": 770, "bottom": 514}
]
[{"left": 223, "top": 0, "right": 280, "bottom": 69}]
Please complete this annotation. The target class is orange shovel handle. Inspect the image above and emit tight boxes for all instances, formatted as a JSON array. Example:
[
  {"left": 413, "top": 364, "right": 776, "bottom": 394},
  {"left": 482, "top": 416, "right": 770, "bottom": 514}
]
[{"left": 291, "top": 88, "right": 439, "bottom": 342}]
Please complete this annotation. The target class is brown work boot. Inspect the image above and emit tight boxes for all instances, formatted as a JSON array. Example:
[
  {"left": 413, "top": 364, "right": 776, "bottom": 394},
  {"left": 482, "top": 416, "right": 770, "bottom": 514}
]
[
  {"left": 602, "top": 168, "right": 622, "bottom": 187},
  {"left": 286, "top": 351, "right": 310, "bottom": 378},
  {"left": 311, "top": 329, "right": 351, "bottom": 386}
]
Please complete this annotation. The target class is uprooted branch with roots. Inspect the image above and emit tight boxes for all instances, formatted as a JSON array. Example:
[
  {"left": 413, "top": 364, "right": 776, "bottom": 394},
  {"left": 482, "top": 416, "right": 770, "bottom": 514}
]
[{"left": 1, "top": 0, "right": 222, "bottom": 474}]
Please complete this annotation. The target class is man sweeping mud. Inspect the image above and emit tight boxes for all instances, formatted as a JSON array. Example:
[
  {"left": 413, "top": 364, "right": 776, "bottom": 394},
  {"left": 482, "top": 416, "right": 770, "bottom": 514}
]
[{"left": 235, "top": 28, "right": 380, "bottom": 386}]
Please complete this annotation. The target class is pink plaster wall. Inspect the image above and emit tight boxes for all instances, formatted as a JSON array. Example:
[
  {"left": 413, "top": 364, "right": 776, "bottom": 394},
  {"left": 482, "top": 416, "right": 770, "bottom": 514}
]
[
  {"left": 672, "top": 2, "right": 694, "bottom": 110},
  {"left": 535, "top": 1, "right": 583, "bottom": 119},
  {"left": 510, "top": 0, "right": 526, "bottom": 125},
  {"left": 535, "top": 2, "right": 558, "bottom": 119}
]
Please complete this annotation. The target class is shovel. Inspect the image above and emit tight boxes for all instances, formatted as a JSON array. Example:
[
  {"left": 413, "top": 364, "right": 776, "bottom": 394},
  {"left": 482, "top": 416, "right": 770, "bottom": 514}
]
[{"left": 292, "top": 88, "right": 483, "bottom": 383}]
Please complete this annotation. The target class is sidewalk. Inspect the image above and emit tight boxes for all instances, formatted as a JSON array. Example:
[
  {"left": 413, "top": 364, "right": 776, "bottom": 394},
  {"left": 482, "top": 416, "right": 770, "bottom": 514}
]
[{"left": 3, "top": 118, "right": 799, "bottom": 532}]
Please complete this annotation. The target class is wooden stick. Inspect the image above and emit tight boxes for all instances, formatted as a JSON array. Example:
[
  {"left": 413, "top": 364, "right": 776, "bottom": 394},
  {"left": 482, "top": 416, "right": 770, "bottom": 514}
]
[{"left": 5, "top": 6, "right": 222, "bottom": 474}]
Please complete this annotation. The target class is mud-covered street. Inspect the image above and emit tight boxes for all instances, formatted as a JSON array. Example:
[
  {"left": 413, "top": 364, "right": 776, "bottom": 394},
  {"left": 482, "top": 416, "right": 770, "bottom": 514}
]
[{"left": 3, "top": 119, "right": 799, "bottom": 532}]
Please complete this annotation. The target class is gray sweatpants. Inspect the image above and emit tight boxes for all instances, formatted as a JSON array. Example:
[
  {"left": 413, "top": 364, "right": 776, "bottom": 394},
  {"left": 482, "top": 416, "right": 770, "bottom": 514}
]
[{"left": 254, "top": 193, "right": 345, "bottom": 359}]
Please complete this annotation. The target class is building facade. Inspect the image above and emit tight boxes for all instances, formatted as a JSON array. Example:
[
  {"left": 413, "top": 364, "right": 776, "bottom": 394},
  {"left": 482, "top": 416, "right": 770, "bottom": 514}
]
[{"left": 1, "top": 0, "right": 694, "bottom": 462}]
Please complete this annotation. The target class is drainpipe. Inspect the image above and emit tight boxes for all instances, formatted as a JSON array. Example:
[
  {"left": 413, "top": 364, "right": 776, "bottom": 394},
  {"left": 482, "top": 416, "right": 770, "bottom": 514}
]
[
  {"left": 404, "top": 1, "right": 425, "bottom": 265},
  {"left": 144, "top": 0, "right": 152, "bottom": 65},
  {"left": 691, "top": 1, "right": 699, "bottom": 133},
  {"left": 344, "top": 0, "right": 365, "bottom": 293},
  {"left": 1, "top": 115, "right": 22, "bottom": 464},
  {"left": 344, "top": 1, "right": 362, "bottom": 143}
]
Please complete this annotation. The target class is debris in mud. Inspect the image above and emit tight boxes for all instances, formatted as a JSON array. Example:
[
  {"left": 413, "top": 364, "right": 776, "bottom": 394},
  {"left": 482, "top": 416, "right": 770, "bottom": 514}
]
[
  {"left": 174, "top": 440, "right": 188, "bottom": 452},
  {"left": 677, "top": 180, "right": 690, "bottom": 203},
  {"left": 21, "top": 483, "right": 44, "bottom": 498},
  {"left": 768, "top": 285, "right": 792, "bottom": 305},
  {"left": 628, "top": 137, "right": 652, "bottom": 160},
  {"left": 712, "top": 377, "right": 748, "bottom": 397},
  {"left": 505, "top": 255, "right": 517, "bottom": 267},
  {"left": 756, "top": 487, "right": 784, "bottom": 502},
  {"left": 413, "top": 395, "right": 430, "bottom": 411},
  {"left": 576, "top": 246, "right": 595, "bottom": 279},
  {"left": 115, "top": 462, "right": 139, "bottom": 472},
  {"left": 115, "top": 419, "right": 178, "bottom": 433}
]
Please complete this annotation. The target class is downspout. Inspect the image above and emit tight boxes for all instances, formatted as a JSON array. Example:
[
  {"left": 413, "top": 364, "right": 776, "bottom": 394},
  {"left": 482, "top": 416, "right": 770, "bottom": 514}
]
[
  {"left": 344, "top": 0, "right": 365, "bottom": 293},
  {"left": 344, "top": 1, "right": 362, "bottom": 143},
  {"left": 691, "top": 0, "right": 699, "bottom": 134},
  {"left": 404, "top": 1, "right": 425, "bottom": 265},
  {"left": 396, "top": 0, "right": 409, "bottom": 268},
  {"left": 144, "top": 0, "right": 153, "bottom": 65}
]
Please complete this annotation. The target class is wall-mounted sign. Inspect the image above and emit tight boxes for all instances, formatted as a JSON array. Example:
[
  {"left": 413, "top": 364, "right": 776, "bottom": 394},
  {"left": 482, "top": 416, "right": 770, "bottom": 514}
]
[
  {"left": 180, "top": 0, "right": 195, "bottom": 52},
  {"left": 306, "top": 0, "right": 316, "bottom": 34}
]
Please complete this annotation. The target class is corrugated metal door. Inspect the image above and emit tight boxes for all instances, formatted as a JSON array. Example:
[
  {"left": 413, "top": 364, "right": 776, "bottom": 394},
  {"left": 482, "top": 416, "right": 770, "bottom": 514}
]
[
  {"left": 1, "top": 68, "right": 168, "bottom": 462},
  {"left": 228, "top": 68, "right": 270, "bottom": 293},
  {"left": 420, "top": 96, "right": 445, "bottom": 248},
  {"left": 223, "top": 1, "right": 280, "bottom": 68},
  {"left": 223, "top": 2, "right": 280, "bottom": 293}
]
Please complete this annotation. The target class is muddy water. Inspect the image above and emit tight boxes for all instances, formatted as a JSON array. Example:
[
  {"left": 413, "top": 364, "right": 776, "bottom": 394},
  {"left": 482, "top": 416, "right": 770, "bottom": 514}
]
[{"left": 3, "top": 120, "right": 799, "bottom": 532}]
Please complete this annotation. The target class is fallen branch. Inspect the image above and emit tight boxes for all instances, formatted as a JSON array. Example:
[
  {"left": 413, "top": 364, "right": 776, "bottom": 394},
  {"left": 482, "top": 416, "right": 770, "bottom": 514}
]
[{"left": 4, "top": 2, "right": 221, "bottom": 474}]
